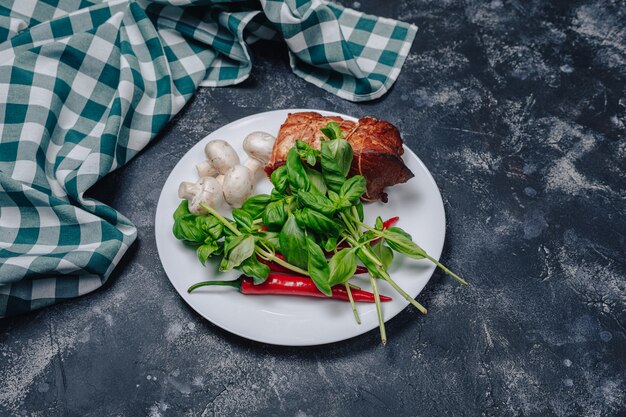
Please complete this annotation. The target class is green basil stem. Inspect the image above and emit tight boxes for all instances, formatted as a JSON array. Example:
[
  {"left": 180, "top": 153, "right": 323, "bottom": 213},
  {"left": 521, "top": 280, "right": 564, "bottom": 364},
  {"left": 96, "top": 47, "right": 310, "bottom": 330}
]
[
  {"left": 356, "top": 221, "right": 377, "bottom": 233},
  {"left": 425, "top": 255, "right": 468, "bottom": 285},
  {"left": 200, "top": 203, "right": 241, "bottom": 236},
  {"left": 255, "top": 247, "right": 310, "bottom": 276},
  {"left": 344, "top": 283, "right": 361, "bottom": 325},
  {"left": 339, "top": 211, "right": 359, "bottom": 236},
  {"left": 343, "top": 210, "right": 388, "bottom": 343},
  {"left": 369, "top": 273, "right": 387, "bottom": 345},
  {"left": 344, "top": 236, "right": 383, "bottom": 267},
  {"left": 374, "top": 265, "right": 428, "bottom": 314},
  {"left": 351, "top": 206, "right": 361, "bottom": 225},
  {"left": 188, "top": 280, "right": 239, "bottom": 293},
  {"left": 355, "top": 220, "right": 468, "bottom": 286}
]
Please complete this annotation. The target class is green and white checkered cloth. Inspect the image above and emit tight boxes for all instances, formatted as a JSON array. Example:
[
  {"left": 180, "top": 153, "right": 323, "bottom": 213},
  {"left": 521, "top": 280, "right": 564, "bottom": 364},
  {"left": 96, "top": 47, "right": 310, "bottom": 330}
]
[{"left": 0, "top": 0, "right": 416, "bottom": 317}]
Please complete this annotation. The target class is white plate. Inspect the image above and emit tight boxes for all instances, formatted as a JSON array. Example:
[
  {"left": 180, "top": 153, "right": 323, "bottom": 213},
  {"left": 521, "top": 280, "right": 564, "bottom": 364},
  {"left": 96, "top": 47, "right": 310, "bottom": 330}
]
[{"left": 155, "top": 109, "right": 445, "bottom": 346}]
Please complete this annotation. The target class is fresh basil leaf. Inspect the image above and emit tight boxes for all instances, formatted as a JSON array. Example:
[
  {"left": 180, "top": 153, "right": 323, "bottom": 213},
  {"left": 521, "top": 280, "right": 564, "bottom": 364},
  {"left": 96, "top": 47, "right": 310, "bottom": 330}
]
[
  {"left": 219, "top": 256, "right": 229, "bottom": 272},
  {"left": 371, "top": 241, "right": 394, "bottom": 269},
  {"left": 321, "top": 139, "right": 352, "bottom": 192},
  {"left": 194, "top": 215, "right": 223, "bottom": 240},
  {"left": 173, "top": 207, "right": 223, "bottom": 245},
  {"left": 262, "top": 200, "right": 286, "bottom": 229},
  {"left": 320, "top": 121, "right": 342, "bottom": 140},
  {"left": 322, "top": 236, "right": 337, "bottom": 252},
  {"left": 255, "top": 231, "right": 280, "bottom": 251},
  {"left": 270, "top": 165, "right": 289, "bottom": 193},
  {"left": 222, "top": 234, "right": 244, "bottom": 257},
  {"left": 339, "top": 175, "right": 366, "bottom": 204},
  {"left": 294, "top": 208, "right": 339, "bottom": 235},
  {"left": 232, "top": 208, "right": 253, "bottom": 232},
  {"left": 327, "top": 138, "right": 352, "bottom": 176},
  {"left": 241, "top": 194, "right": 271, "bottom": 219},
  {"left": 210, "top": 239, "right": 224, "bottom": 256},
  {"left": 286, "top": 148, "right": 310, "bottom": 192},
  {"left": 173, "top": 215, "right": 202, "bottom": 244},
  {"left": 284, "top": 195, "right": 297, "bottom": 213},
  {"left": 278, "top": 214, "right": 308, "bottom": 268},
  {"left": 196, "top": 240, "right": 220, "bottom": 266},
  {"left": 361, "top": 230, "right": 377, "bottom": 243},
  {"left": 320, "top": 128, "right": 335, "bottom": 140},
  {"left": 173, "top": 200, "right": 191, "bottom": 219},
  {"left": 354, "top": 201, "right": 364, "bottom": 222},
  {"left": 296, "top": 140, "right": 320, "bottom": 166},
  {"left": 306, "top": 237, "right": 331, "bottom": 296},
  {"left": 375, "top": 216, "right": 384, "bottom": 231},
  {"left": 356, "top": 248, "right": 384, "bottom": 278},
  {"left": 297, "top": 190, "right": 335, "bottom": 216},
  {"left": 327, "top": 189, "right": 351, "bottom": 211},
  {"left": 181, "top": 220, "right": 205, "bottom": 242},
  {"left": 383, "top": 227, "right": 427, "bottom": 260},
  {"left": 328, "top": 248, "right": 357, "bottom": 286},
  {"left": 224, "top": 235, "right": 255, "bottom": 271},
  {"left": 303, "top": 164, "right": 327, "bottom": 195},
  {"left": 173, "top": 202, "right": 201, "bottom": 243},
  {"left": 239, "top": 256, "right": 270, "bottom": 284},
  {"left": 270, "top": 188, "right": 285, "bottom": 201}
]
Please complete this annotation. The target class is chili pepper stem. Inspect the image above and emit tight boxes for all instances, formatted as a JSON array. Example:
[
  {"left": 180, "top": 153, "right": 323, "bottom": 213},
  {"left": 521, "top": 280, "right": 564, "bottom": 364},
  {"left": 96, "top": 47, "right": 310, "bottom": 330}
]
[
  {"left": 200, "top": 203, "right": 241, "bottom": 236},
  {"left": 369, "top": 274, "right": 387, "bottom": 345},
  {"left": 344, "top": 283, "right": 361, "bottom": 325},
  {"left": 188, "top": 279, "right": 241, "bottom": 293},
  {"left": 255, "top": 247, "right": 310, "bottom": 276},
  {"left": 425, "top": 255, "right": 468, "bottom": 285}
]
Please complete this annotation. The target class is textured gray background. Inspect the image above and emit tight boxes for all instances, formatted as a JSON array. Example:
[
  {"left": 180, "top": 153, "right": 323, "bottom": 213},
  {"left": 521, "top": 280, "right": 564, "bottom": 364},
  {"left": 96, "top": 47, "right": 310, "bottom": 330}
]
[{"left": 1, "top": 0, "right": 625, "bottom": 416}]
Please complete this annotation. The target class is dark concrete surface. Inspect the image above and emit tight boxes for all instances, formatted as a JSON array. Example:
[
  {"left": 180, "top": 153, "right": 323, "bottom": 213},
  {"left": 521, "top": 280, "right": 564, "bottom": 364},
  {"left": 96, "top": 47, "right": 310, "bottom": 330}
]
[{"left": 1, "top": 0, "right": 625, "bottom": 416}]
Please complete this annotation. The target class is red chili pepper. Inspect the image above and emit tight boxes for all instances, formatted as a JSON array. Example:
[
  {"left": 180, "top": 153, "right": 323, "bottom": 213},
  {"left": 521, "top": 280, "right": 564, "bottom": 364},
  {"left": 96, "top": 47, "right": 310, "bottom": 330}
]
[
  {"left": 382, "top": 216, "right": 400, "bottom": 229},
  {"left": 370, "top": 216, "right": 400, "bottom": 245},
  {"left": 188, "top": 273, "right": 392, "bottom": 303},
  {"left": 354, "top": 265, "right": 368, "bottom": 274}
]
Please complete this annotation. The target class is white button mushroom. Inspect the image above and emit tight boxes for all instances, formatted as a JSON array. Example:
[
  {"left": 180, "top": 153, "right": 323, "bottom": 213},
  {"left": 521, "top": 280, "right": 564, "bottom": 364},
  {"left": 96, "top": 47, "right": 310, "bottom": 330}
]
[
  {"left": 204, "top": 140, "right": 240, "bottom": 175},
  {"left": 189, "top": 177, "right": 224, "bottom": 214},
  {"left": 196, "top": 160, "right": 218, "bottom": 178},
  {"left": 178, "top": 181, "right": 200, "bottom": 200},
  {"left": 221, "top": 165, "right": 254, "bottom": 208},
  {"left": 179, "top": 177, "right": 224, "bottom": 214},
  {"left": 242, "top": 131, "right": 275, "bottom": 173}
]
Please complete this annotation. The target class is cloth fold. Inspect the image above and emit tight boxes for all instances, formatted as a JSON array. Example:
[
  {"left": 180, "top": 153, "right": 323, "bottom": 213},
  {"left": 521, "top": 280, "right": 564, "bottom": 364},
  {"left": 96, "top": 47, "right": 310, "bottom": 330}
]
[{"left": 0, "top": 0, "right": 416, "bottom": 317}]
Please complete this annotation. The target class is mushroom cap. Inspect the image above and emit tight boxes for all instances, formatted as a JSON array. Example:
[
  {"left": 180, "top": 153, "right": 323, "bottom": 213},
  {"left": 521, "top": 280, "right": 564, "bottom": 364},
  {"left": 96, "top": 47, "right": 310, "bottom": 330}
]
[
  {"left": 204, "top": 140, "right": 240, "bottom": 174},
  {"left": 222, "top": 165, "right": 254, "bottom": 208},
  {"left": 178, "top": 181, "right": 200, "bottom": 200},
  {"left": 243, "top": 131, "right": 276, "bottom": 164},
  {"left": 196, "top": 160, "right": 218, "bottom": 178}
]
